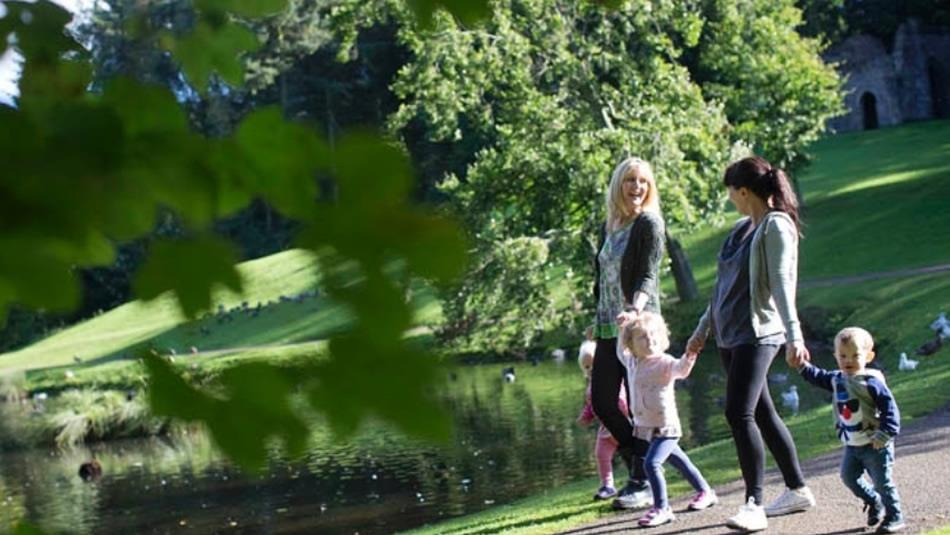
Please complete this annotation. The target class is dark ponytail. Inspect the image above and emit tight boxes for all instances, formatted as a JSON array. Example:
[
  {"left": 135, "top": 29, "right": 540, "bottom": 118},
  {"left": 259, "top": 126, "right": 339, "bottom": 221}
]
[{"left": 723, "top": 156, "right": 800, "bottom": 231}]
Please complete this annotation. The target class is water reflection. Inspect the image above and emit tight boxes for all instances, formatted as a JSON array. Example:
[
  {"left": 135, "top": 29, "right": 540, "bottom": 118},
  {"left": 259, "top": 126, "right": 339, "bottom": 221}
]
[{"left": 0, "top": 357, "right": 821, "bottom": 534}]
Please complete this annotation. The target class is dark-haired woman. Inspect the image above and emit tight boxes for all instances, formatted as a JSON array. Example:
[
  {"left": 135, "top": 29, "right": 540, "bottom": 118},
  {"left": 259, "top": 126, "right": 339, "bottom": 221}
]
[{"left": 686, "top": 156, "right": 814, "bottom": 532}]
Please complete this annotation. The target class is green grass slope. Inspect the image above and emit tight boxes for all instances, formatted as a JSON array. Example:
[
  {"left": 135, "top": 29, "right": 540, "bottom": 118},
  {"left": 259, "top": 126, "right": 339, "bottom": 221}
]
[
  {"left": 0, "top": 249, "right": 333, "bottom": 374},
  {"left": 681, "top": 120, "right": 950, "bottom": 292}
]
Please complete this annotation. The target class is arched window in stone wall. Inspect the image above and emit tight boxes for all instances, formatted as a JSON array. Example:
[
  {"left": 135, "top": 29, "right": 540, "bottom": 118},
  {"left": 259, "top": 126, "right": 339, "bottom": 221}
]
[
  {"left": 861, "top": 92, "right": 879, "bottom": 130},
  {"left": 928, "top": 58, "right": 950, "bottom": 119}
]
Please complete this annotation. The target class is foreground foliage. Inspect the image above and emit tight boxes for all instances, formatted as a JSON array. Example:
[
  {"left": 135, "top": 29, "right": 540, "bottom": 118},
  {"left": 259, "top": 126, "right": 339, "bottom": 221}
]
[{"left": 0, "top": 0, "right": 476, "bottom": 472}]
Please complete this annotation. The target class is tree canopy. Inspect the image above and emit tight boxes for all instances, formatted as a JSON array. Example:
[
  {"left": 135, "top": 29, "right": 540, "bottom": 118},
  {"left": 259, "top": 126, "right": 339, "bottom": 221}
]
[{"left": 305, "top": 0, "right": 842, "bottom": 353}]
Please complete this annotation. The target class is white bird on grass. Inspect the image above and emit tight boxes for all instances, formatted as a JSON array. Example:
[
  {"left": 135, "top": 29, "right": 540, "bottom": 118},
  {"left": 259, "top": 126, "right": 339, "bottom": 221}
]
[
  {"left": 768, "top": 372, "right": 789, "bottom": 385},
  {"left": 780, "top": 385, "right": 799, "bottom": 416},
  {"left": 899, "top": 352, "right": 919, "bottom": 371},
  {"left": 930, "top": 312, "right": 950, "bottom": 340}
]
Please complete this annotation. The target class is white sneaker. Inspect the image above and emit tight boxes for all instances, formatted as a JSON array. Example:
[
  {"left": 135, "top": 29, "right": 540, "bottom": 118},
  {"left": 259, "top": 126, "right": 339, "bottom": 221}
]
[
  {"left": 638, "top": 506, "right": 675, "bottom": 527},
  {"left": 688, "top": 489, "right": 719, "bottom": 511},
  {"left": 764, "top": 486, "right": 816, "bottom": 517},
  {"left": 726, "top": 497, "right": 768, "bottom": 532}
]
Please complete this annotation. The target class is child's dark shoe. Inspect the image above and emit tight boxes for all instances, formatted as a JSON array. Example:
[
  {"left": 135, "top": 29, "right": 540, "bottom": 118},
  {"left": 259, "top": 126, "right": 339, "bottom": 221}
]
[
  {"left": 863, "top": 499, "right": 884, "bottom": 526},
  {"left": 876, "top": 517, "right": 906, "bottom": 533}
]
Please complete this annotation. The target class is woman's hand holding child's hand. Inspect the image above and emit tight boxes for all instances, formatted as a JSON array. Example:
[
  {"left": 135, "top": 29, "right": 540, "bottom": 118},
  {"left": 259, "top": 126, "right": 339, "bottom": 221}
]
[
  {"left": 786, "top": 351, "right": 806, "bottom": 369},
  {"left": 616, "top": 310, "right": 638, "bottom": 326},
  {"left": 685, "top": 332, "right": 705, "bottom": 359},
  {"left": 871, "top": 437, "right": 888, "bottom": 450},
  {"left": 785, "top": 340, "right": 810, "bottom": 369}
]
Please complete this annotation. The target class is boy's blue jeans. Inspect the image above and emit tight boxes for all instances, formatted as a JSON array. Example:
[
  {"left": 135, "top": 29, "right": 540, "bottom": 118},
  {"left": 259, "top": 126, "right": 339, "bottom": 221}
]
[{"left": 840, "top": 443, "right": 903, "bottom": 521}]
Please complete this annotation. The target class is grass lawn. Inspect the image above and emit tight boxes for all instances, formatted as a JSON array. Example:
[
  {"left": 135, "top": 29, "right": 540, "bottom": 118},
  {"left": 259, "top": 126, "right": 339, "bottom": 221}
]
[
  {"left": 0, "top": 248, "right": 441, "bottom": 394},
  {"left": 0, "top": 249, "right": 326, "bottom": 372},
  {"left": 679, "top": 119, "right": 950, "bottom": 292}
]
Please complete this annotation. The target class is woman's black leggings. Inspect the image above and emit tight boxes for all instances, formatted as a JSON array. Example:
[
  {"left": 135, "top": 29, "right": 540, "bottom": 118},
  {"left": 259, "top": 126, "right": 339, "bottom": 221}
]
[
  {"left": 592, "top": 337, "right": 648, "bottom": 481},
  {"left": 720, "top": 344, "right": 806, "bottom": 504}
]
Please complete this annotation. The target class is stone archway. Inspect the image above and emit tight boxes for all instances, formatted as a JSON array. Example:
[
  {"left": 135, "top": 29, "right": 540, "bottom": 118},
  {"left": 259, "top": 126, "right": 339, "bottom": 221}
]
[
  {"left": 928, "top": 58, "right": 950, "bottom": 119},
  {"left": 861, "top": 92, "right": 879, "bottom": 129}
]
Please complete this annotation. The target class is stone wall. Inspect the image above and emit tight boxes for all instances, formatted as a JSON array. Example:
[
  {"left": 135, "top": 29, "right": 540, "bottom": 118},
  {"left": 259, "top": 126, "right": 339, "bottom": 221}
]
[{"left": 825, "top": 20, "right": 950, "bottom": 132}]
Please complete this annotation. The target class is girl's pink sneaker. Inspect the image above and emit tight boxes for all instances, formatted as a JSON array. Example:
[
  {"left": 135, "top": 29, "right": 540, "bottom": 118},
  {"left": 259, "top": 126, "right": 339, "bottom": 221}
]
[
  {"left": 638, "top": 506, "right": 675, "bottom": 527},
  {"left": 688, "top": 490, "right": 719, "bottom": 511}
]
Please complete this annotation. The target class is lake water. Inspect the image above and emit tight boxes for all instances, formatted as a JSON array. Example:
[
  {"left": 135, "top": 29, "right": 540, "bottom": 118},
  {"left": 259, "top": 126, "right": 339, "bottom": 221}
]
[{"left": 0, "top": 354, "right": 823, "bottom": 534}]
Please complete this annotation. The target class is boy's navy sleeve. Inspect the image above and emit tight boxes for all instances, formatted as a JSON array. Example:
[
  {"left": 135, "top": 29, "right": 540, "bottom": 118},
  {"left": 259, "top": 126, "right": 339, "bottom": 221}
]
[
  {"left": 867, "top": 376, "right": 901, "bottom": 442},
  {"left": 798, "top": 363, "right": 835, "bottom": 391}
]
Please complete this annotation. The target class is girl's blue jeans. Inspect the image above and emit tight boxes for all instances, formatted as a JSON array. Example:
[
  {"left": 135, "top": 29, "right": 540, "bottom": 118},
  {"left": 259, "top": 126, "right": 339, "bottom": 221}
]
[{"left": 644, "top": 436, "right": 710, "bottom": 509}]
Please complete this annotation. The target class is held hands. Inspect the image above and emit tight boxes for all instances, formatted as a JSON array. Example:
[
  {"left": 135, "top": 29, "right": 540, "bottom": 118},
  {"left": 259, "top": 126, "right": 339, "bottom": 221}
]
[
  {"left": 871, "top": 437, "right": 888, "bottom": 450},
  {"left": 786, "top": 350, "right": 806, "bottom": 369},
  {"left": 785, "top": 340, "right": 811, "bottom": 369},
  {"left": 616, "top": 310, "right": 639, "bottom": 327},
  {"left": 685, "top": 331, "right": 706, "bottom": 359},
  {"left": 584, "top": 325, "right": 594, "bottom": 341}
]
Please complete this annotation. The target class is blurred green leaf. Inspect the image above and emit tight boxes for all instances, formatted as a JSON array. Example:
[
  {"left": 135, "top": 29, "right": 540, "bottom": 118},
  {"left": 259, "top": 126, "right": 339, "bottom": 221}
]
[
  {"left": 232, "top": 107, "right": 327, "bottom": 218},
  {"left": 144, "top": 353, "right": 212, "bottom": 420},
  {"left": 145, "top": 355, "right": 308, "bottom": 470},
  {"left": 133, "top": 236, "right": 243, "bottom": 318},
  {"left": 100, "top": 78, "right": 189, "bottom": 137},
  {"left": 0, "top": 1, "right": 75, "bottom": 65},
  {"left": 11, "top": 521, "right": 47, "bottom": 535},
  {"left": 0, "top": 242, "right": 80, "bottom": 311},
  {"left": 309, "top": 333, "right": 450, "bottom": 441},
  {"left": 385, "top": 211, "right": 467, "bottom": 281},
  {"left": 160, "top": 20, "right": 259, "bottom": 86},
  {"left": 331, "top": 131, "right": 413, "bottom": 208},
  {"left": 17, "top": 60, "right": 92, "bottom": 102}
]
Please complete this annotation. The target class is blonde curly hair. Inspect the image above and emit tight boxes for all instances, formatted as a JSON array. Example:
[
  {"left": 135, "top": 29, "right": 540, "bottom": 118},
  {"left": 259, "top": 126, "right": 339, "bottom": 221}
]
[{"left": 620, "top": 311, "right": 670, "bottom": 358}]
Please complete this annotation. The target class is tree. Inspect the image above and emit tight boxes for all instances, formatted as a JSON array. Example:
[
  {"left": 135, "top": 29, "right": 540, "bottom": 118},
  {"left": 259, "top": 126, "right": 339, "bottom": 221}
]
[
  {"left": 688, "top": 0, "right": 844, "bottom": 172},
  {"left": 323, "top": 0, "right": 841, "bottom": 352},
  {"left": 798, "top": 0, "right": 950, "bottom": 48}
]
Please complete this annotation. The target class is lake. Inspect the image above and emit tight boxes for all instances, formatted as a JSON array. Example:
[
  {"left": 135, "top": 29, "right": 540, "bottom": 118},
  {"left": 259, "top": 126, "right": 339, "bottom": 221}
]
[{"left": 0, "top": 353, "right": 821, "bottom": 534}]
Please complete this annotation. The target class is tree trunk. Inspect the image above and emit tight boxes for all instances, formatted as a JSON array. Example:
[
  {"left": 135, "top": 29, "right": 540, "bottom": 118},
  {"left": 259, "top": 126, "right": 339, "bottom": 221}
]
[{"left": 666, "top": 230, "right": 699, "bottom": 302}]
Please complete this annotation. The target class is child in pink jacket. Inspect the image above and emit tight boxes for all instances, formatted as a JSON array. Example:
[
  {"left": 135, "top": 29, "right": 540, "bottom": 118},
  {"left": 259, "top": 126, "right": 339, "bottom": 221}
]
[
  {"left": 619, "top": 312, "right": 717, "bottom": 527},
  {"left": 577, "top": 339, "right": 628, "bottom": 500}
]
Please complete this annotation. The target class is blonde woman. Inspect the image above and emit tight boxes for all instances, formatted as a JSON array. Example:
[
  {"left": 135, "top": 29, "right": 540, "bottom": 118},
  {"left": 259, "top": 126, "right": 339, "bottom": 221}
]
[{"left": 590, "top": 157, "right": 666, "bottom": 509}]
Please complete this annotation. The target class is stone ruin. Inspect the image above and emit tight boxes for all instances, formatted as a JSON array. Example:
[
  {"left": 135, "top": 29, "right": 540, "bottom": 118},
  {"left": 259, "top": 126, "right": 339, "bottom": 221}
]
[{"left": 824, "top": 19, "right": 950, "bottom": 132}]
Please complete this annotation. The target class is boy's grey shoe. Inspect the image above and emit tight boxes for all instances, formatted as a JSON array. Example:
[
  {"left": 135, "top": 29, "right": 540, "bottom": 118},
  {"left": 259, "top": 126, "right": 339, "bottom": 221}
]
[
  {"left": 593, "top": 485, "right": 617, "bottom": 501},
  {"left": 611, "top": 481, "right": 651, "bottom": 510},
  {"left": 876, "top": 517, "right": 906, "bottom": 533},
  {"left": 864, "top": 499, "right": 884, "bottom": 526}
]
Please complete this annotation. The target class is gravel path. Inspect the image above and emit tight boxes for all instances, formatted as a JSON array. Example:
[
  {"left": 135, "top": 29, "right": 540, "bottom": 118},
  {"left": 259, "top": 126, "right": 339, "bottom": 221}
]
[{"left": 559, "top": 405, "right": 950, "bottom": 535}]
